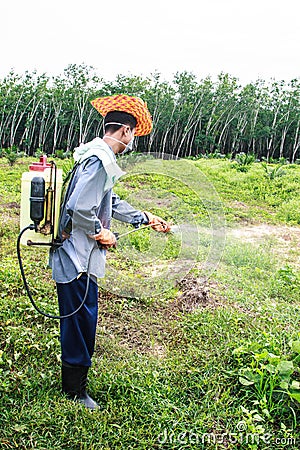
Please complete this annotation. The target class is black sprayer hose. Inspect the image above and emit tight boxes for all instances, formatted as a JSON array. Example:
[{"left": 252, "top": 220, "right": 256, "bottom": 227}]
[{"left": 17, "top": 225, "right": 90, "bottom": 320}]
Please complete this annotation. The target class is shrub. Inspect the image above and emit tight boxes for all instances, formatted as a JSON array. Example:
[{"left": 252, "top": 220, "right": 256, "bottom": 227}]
[
  {"left": 232, "top": 152, "right": 255, "bottom": 172},
  {"left": 262, "top": 162, "right": 286, "bottom": 180},
  {"left": 55, "top": 149, "right": 72, "bottom": 159},
  {"left": 4, "top": 146, "right": 20, "bottom": 166}
]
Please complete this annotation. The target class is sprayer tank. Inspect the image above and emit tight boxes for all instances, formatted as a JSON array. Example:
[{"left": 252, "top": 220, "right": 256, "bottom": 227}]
[{"left": 20, "top": 156, "right": 63, "bottom": 246}]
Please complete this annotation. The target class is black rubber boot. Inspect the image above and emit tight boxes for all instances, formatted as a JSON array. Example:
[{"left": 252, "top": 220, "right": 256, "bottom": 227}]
[{"left": 61, "top": 361, "right": 100, "bottom": 410}]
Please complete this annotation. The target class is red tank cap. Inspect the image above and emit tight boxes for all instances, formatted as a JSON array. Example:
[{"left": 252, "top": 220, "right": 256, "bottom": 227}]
[{"left": 29, "top": 155, "right": 51, "bottom": 171}]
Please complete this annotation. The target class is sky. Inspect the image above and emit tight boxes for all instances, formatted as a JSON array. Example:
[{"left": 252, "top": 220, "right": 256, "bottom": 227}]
[{"left": 1, "top": 0, "right": 299, "bottom": 85}]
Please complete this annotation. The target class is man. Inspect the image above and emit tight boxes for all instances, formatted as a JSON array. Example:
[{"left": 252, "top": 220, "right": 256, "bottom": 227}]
[{"left": 51, "top": 95, "right": 171, "bottom": 409}]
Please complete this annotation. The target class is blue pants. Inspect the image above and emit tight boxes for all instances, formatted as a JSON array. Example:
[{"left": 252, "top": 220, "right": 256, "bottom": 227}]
[{"left": 57, "top": 274, "right": 98, "bottom": 367}]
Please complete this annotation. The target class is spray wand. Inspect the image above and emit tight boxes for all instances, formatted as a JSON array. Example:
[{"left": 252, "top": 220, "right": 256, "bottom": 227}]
[
  {"left": 113, "top": 223, "right": 178, "bottom": 240},
  {"left": 17, "top": 220, "right": 177, "bottom": 319}
]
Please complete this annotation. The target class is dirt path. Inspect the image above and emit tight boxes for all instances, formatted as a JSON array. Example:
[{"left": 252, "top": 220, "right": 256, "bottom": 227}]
[
  {"left": 228, "top": 223, "right": 300, "bottom": 246},
  {"left": 227, "top": 223, "right": 300, "bottom": 269}
]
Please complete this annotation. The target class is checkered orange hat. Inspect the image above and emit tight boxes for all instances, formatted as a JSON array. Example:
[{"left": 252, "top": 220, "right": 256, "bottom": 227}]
[{"left": 91, "top": 94, "right": 153, "bottom": 136}]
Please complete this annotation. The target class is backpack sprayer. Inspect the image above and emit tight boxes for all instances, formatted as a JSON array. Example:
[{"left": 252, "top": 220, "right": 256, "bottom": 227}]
[
  {"left": 16, "top": 155, "right": 70, "bottom": 319},
  {"left": 18, "top": 155, "right": 63, "bottom": 246}
]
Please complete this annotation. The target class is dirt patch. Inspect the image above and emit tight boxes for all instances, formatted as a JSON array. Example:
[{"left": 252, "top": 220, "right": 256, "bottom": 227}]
[
  {"left": 227, "top": 223, "right": 300, "bottom": 271},
  {"left": 172, "top": 276, "right": 220, "bottom": 314},
  {"left": 96, "top": 276, "right": 221, "bottom": 357},
  {"left": 228, "top": 223, "right": 300, "bottom": 246},
  {"left": 231, "top": 201, "right": 249, "bottom": 209}
]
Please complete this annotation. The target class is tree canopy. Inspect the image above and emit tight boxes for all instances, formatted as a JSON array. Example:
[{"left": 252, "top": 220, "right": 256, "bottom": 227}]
[{"left": 1, "top": 64, "right": 299, "bottom": 161}]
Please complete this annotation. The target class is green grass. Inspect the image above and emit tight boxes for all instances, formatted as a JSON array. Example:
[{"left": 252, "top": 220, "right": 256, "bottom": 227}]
[
  {"left": 0, "top": 157, "right": 300, "bottom": 449},
  {"left": 194, "top": 159, "right": 300, "bottom": 225}
]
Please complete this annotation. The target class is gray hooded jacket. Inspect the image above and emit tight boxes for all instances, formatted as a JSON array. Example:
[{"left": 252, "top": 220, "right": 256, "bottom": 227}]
[{"left": 50, "top": 139, "right": 147, "bottom": 283}]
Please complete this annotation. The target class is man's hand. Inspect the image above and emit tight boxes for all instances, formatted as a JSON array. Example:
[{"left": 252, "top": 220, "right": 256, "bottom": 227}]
[
  {"left": 90, "top": 228, "right": 117, "bottom": 249},
  {"left": 144, "top": 211, "right": 171, "bottom": 233},
  {"left": 61, "top": 230, "right": 70, "bottom": 241}
]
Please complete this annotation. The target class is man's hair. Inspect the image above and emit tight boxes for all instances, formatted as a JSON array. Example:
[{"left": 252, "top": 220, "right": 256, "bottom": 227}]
[{"left": 104, "top": 111, "right": 137, "bottom": 133}]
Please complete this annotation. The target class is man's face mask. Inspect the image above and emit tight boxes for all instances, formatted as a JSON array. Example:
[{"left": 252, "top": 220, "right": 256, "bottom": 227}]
[
  {"left": 104, "top": 122, "right": 135, "bottom": 153},
  {"left": 124, "top": 135, "right": 135, "bottom": 153}
]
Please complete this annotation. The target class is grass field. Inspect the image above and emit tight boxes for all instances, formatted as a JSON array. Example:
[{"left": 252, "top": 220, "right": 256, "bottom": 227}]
[{"left": 0, "top": 156, "right": 300, "bottom": 449}]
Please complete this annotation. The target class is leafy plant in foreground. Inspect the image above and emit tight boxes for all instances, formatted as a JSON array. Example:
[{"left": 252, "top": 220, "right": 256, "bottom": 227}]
[{"left": 232, "top": 339, "right": 300, "bottom": 426}]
